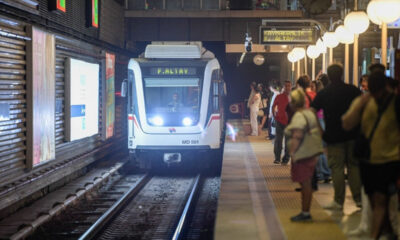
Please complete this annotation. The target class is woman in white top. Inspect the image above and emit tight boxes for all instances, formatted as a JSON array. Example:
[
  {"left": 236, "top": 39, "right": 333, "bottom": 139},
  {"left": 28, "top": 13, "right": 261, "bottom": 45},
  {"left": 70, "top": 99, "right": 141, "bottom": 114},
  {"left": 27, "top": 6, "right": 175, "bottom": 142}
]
[{"left": 249, "top": 88, "right": 261, "bottom": 136}]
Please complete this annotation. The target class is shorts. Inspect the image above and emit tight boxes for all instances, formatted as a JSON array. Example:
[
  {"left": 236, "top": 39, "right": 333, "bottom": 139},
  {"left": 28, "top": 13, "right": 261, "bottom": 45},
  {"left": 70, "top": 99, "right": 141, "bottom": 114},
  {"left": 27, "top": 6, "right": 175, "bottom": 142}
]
[
  {"left": 360, "top": 161, "right": 400, "bottom": 196},
  {"left": 291, "top": 157, "right": 318, "bottom": 183}
]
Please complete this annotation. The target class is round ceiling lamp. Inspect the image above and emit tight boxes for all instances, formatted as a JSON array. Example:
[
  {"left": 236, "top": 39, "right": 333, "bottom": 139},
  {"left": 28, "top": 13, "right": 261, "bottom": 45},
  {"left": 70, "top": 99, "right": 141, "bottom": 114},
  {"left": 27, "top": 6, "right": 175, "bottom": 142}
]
[
  {"left": 367, "top": 1, "right": 382, "bottom": 25},
  {"left": 292, "top": 47, "right": 306, "bottom": 60},
  {"left": 253, "top": 54, "right": 265, "bottom": 65},
  {"left": 322, "top": 32, "right": 339, "bottom": 48},
  {"left": 334, "top": 25, "right": 355, "bottom": 44},
  {"left": 287, "top": 51, "right": 298, "bottom": 63},
  {"left": 306, "top": 45, "right": 320, "bottom": 59},
  {"left": 316, "top": 38, "right": 327, "bottom": 54},
  {"left": 344, "top": 11, "right": 370, "bottom": 34},
  {"left": 367, "top": 0, "right": 400, "bottom": 25}
]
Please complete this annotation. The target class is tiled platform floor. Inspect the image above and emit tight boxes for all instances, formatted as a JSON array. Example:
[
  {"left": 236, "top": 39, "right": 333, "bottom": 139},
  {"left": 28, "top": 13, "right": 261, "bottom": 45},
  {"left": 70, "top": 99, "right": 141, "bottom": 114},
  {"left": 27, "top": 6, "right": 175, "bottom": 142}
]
[{"left": 214, "top": 119, "right": 399, "bottom": 240}]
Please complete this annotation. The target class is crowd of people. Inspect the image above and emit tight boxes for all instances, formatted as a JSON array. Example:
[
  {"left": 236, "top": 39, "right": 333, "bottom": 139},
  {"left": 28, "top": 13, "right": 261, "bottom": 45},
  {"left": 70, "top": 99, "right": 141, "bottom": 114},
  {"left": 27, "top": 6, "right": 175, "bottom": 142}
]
[{"left": 246, "top": 63, "right": 400, "bottom": 240}]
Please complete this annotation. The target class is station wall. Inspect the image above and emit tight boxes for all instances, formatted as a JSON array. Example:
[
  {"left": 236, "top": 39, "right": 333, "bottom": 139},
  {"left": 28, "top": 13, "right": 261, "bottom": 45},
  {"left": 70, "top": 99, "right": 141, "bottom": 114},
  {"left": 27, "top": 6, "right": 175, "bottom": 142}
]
[{"left": 0, "top": 1, "right": 130, "bottom": 214}]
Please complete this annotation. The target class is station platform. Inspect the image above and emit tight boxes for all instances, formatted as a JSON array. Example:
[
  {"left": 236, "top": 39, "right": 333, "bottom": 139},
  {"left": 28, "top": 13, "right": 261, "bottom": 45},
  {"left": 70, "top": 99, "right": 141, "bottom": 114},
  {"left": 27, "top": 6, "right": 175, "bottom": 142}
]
[{"left": 214, "top": 119, "right": 365, "bottom": 240}]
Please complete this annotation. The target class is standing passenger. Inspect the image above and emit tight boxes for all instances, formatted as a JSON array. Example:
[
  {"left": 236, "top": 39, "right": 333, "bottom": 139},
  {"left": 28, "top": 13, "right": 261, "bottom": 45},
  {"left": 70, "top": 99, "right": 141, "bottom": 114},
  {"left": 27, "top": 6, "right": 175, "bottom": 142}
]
[
  {"left": 285, "top": 88, "right": 323, "bottom": 221},
  {"left": 311, "top": 64, "right": 362, "bottom": 210},
  {"left": 249, "top": 87, "right": 261, "bottom": 136},
  {"left": 272, "top": 81, "right": 291, "bottom": 164},
  {"left": 343, "top": 71, "right": 400, "bottom": 239}
]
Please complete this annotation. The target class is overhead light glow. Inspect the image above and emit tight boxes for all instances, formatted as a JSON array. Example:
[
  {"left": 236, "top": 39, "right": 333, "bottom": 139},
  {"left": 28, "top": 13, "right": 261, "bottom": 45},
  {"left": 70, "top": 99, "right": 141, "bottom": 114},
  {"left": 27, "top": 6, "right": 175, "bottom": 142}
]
[
  {"left": 344, "top": 11, "right": 370, "bottom": 34},
  {"left": 316, "top": 38, "right": 327, "bottom": 54},
  {"left": 292, "top": 47, "right": 306, "bottom": 60},
  {"left": 322, "top": 32, "right": 339, "bottom": 48},
  {"left": 335, "top": 25, "right": 355, "bottom": 44},
  {"left": 287, "top": 51, "right": 298, "bottom": 63},
  {"left": 306, "top": 45, "right": 320, "bottom": 59},
  {"left": 367, "top": 0, "right": 400, "bottom": 24}
]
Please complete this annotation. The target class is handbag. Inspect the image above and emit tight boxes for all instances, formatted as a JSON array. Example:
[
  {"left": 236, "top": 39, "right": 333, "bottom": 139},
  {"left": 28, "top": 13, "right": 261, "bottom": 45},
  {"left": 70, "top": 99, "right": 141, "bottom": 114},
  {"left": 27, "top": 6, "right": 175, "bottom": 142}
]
[
  {"left": 354, "top": 94, "right": 394, "bottom": 161},
  {"left": 292, "top": 111, "right": 323, "bottom": 162},
  {"left": 258, "top": 109, "right": 264, "bottom": 117}
]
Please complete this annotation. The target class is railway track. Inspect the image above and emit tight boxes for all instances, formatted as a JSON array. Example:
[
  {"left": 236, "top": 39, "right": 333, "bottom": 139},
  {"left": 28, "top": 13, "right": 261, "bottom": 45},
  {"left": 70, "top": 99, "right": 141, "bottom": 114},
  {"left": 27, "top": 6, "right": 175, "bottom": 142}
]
[
  {"left": 28, "top": 171, "right": 219, "bottom": 240},
  {"left": 91, "top": 174, "right": 202, "bottom": 240}
]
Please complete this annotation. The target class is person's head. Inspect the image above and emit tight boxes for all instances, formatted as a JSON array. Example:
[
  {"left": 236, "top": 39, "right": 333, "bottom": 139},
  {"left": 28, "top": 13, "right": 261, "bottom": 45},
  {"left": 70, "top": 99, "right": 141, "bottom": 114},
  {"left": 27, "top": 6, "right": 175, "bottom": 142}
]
[
  {"left": 327, "top": 64, "right": 343, "bottom": 83},
  {"left": 250, "top": 81, "right": 257, "bottom": 90},
  {"left": 283, "top": 80, "right": 292, "bottom": 94},
  {"left": 172, "top": 93, "right": 179, "bottom": 101},
  {"left": 311, "top": 80, "right": 317, "bottom": 92},
  {"left": 289, "top": 88, "right": 305, "bottom": 110},
  {"left": 368, "top": 63, "right": 386, "bottom": 74},
  {"left": 359, "top": 74, "right": 368, "bottom": 92},
  {"left": 318, "top": 73, "right": 330, "bottom": 88},
  {"left": 296, "top": 75, "right": 311, "bottom": 89},
  {"left": 257, "top": 83, "right": 263, "bottom": 92},
  {"left": 368, "top": 71, "right": 388, "bottom": 100}
]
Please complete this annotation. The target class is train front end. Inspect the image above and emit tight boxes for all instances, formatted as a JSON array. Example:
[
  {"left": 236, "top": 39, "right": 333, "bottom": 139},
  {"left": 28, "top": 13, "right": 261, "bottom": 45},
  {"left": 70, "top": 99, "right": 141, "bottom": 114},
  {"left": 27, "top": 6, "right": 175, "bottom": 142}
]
[{"left": 124, "top": 44, "right": 224, "bottom": 168}]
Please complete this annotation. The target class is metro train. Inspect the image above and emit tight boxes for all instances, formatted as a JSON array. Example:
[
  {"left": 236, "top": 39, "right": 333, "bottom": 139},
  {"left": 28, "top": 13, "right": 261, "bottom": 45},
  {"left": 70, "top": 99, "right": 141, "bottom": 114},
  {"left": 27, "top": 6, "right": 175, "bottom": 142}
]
[{"left": 122, "top": 43, "right": 226, "bottom": 169}]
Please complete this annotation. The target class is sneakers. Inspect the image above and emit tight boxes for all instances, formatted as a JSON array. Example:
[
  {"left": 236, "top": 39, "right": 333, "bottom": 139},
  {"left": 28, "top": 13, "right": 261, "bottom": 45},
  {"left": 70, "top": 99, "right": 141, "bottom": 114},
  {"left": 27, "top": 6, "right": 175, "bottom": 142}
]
[
  {"left": 281, "top": 157, "right": 289, "bottom": 165},
  {"left": 290, "top": 212, "right": 312, "bottom": 222},
  {"left": 323, "top": 201, "right": 343, "bottom": 210},
  {"left": 273, "top": 159, "right": 280, "bottom": 164}
]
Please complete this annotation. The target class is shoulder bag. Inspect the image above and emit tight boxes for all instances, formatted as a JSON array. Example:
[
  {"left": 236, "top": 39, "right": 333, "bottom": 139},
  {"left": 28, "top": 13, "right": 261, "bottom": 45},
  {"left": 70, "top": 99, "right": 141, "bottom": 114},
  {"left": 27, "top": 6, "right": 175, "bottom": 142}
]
[{"left": 292, "top": 111, "right": 323, "bottom": 162}]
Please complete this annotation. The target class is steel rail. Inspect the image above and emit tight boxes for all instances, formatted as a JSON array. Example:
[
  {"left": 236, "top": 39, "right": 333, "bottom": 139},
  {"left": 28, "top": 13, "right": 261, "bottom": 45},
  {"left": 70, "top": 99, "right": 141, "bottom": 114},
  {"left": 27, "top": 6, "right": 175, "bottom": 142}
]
[
  {"left": 172, "top": 174, "right": 202, "bottom": 240},
  {"left": 78, "top": 173, "right": 152, "bottom": 240}
]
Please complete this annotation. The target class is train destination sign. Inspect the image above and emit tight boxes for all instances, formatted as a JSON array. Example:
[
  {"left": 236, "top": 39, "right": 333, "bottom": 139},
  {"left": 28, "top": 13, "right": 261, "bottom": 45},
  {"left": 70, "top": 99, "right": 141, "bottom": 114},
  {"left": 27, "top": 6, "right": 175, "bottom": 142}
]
[
  {"left": 150, "top": 67, "right": 196, "bottom": 76},
  {"left": 260, "top": 27, "right": 316, "bottom": 44}
]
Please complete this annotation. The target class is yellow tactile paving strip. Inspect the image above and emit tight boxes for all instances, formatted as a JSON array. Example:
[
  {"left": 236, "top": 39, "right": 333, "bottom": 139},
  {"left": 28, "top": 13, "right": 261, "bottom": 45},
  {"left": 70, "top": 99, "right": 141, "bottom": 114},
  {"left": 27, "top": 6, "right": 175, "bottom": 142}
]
[
  {"left": 238, "top": 120, "right": 347, "bottom": 240},
  {"left": 249, "top": 138, "right": 346, "bottom": 240}
]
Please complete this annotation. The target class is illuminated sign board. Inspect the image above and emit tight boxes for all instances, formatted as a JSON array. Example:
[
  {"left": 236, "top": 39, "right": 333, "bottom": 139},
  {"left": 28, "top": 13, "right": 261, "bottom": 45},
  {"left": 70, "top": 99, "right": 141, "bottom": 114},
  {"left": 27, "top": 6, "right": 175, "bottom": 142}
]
[
  {"left": 260, "top": 27, "right": 316, "bottom": 44},
  {"left": 57, "top": 0, "right": 66, "bottom": 12},
  {"left": 86, "top": 0, "right": 99, "bottom": 28},
  {"left": 50, "top": 0, "right": 66, "bottom": 12},
  {"left": 150, "top": 67, "right": 196, "bottom": 76},
  {"left": 65, "top": 58, "right": 99, "bottom": 141}
]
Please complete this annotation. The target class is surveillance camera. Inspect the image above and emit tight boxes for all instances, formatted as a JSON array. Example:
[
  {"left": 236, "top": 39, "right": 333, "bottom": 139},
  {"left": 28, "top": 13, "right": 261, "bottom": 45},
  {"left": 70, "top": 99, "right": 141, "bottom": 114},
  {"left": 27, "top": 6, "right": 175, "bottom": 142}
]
[
  {"left": 245, "top": 33, "right": 252, "bottom": 52},
  {"left": 245, "top": 41, "right": 252, "bottom": 52}
]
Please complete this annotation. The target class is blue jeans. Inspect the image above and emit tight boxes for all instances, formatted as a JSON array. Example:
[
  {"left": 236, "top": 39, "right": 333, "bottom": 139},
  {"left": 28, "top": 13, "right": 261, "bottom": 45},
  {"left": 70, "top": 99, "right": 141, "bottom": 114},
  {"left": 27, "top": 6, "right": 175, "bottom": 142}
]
[{"left": 316, "top": 119, "right": 331, "bottom": 180}]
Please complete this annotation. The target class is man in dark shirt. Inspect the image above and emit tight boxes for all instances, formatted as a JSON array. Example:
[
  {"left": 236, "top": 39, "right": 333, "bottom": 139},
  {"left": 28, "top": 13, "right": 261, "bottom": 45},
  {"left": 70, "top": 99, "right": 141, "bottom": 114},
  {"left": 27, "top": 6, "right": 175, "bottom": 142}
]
[{"left": 311, "top": 64, "right": 361, "bottom": 210}]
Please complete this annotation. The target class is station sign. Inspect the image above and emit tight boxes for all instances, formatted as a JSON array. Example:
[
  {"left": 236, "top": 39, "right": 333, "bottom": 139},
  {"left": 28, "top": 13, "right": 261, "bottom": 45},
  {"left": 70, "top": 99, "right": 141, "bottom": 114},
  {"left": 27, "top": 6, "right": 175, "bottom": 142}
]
[
  {"left": 150, "top": 67, "right": 197, "bottom": 76},
  {"left": 260, "top": 26, "right": 316, "bottom": 45}
]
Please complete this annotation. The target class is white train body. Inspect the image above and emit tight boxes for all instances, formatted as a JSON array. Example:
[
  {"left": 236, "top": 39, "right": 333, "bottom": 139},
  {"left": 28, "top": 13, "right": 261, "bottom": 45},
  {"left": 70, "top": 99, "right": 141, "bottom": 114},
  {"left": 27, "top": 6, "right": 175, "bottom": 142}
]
[{"left": 126, "top": 43, "right": 225, "bottom": 165}]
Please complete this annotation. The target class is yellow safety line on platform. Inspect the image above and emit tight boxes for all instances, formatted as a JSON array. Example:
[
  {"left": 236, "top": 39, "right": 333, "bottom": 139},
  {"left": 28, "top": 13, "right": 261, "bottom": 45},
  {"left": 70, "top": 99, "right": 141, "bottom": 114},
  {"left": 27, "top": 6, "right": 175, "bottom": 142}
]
[{"left": 242, "top": 121, "right": 347, "bottom": 240}]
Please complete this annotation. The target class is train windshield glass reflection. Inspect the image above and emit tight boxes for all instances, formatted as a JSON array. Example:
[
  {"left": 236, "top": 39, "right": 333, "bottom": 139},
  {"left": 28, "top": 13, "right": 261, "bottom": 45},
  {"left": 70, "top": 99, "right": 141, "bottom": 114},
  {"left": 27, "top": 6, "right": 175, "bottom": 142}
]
[{"left": 142, "top": 67, "right": 202, "bottom": 126}]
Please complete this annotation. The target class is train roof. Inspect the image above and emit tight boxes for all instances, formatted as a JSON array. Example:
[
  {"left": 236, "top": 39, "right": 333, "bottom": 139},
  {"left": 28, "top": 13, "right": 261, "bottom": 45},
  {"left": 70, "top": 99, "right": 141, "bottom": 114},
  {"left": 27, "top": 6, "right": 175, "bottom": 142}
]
[{"left": 143, "top": 43, "right": 215, "bottom": 59}]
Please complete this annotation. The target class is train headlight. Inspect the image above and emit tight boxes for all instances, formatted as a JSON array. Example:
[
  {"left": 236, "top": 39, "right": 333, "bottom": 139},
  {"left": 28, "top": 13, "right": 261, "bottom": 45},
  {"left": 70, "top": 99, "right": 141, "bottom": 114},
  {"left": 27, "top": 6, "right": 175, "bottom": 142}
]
[
  {"left": 182, "top": 117, "right": 193, "bottom": 126},
  {"left": 150, "top": 116, "right": 164, "bottom": 126}
]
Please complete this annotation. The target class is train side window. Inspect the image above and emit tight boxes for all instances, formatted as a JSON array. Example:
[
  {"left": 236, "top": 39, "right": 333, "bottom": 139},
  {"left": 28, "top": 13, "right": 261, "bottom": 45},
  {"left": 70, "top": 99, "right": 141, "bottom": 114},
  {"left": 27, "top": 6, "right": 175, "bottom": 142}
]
[
  {"left": 128, "top": 69, "right": 134, "bottom": 113},
  {"left": 211, "top": 69, "right": 219, "bottom": 112}
]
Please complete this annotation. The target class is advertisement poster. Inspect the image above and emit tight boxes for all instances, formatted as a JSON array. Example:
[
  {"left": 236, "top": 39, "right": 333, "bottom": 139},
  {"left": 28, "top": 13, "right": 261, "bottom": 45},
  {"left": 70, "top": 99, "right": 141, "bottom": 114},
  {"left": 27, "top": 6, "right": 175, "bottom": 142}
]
[
  {"left": 27, "top": 26, "right": 56, "bottom": 168},
  {"left": 66, "top": 58, "right": 99, "bottom": 141},
  {"left": 104, "top": 52, "right": 115, "bottom": 139}
]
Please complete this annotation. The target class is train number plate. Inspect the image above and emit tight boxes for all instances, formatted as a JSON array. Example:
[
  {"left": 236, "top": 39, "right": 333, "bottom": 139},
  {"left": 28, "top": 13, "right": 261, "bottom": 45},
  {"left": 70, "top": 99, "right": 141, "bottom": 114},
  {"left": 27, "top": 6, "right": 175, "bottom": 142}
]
[{"left": 182, "top": 140, "right": 199, "bottom": 144}]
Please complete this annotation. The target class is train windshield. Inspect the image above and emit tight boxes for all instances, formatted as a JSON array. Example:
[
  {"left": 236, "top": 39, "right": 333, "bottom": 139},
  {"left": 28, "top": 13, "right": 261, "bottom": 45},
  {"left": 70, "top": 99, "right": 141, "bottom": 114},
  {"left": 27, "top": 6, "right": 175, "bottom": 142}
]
[{"left": 143, "top": 75, "right": 202, "bottom": 126}]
